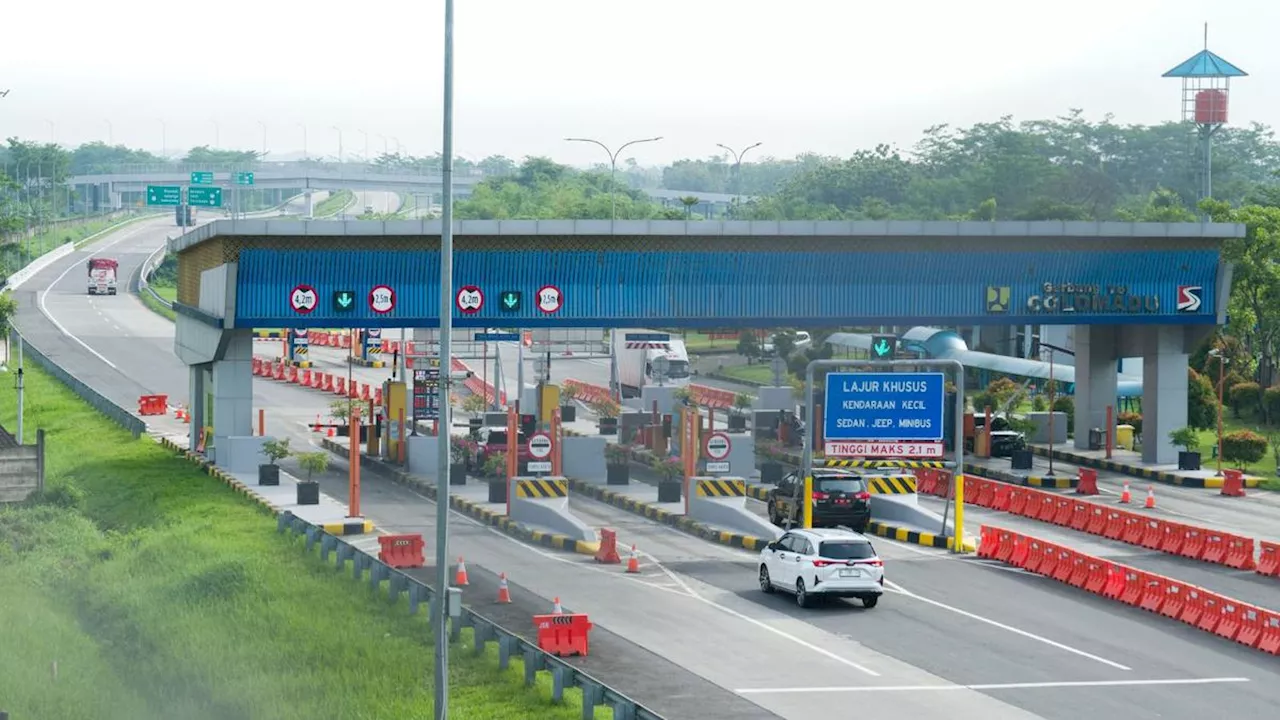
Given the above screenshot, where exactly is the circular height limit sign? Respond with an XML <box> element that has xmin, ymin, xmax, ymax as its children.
<box><xmin>527</xmin><ymin>432</ymin><xmax>553</xmax><ymax>459</ymax></box>
<box><xmin>536</xmin><ymin>285</ymin><xmax>563</xmax><ymax>314</ymax></box>
<box><xmin>704</xmin><ymin>432</ymin><xmax>732</xmax><ymax>460</ymax></box>
<box><xmin>290</xmin><ymin>284</ymin><xmax>318</xmax><ymax>314</ymax></box>
<box><xmin>368</xmin><ymin>285</ymin><xmax>396</xmax><ymax>314</ymax></box>
<box><xmin>456</xmin><ymin>286</ymin><xmax>484</xmax><ymax>314</ymax></box>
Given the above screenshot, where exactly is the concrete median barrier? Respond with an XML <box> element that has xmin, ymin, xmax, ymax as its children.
<box><xmin>870</xmin><ymin>491</ymin><xmax>957</xmax><ymax>537</ymax></box>
<box><xmin>510</xmin><ymin>477</ymin><xmax>598</xmax><ymax>544</ymax></box>
<box><xmin>688</xmin><ymin>476</ymin><xmax>782</xmax><ymax>540</ymax></box>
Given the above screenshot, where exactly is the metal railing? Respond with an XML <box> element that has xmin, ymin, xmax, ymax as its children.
<box><xmin>275</xmin><ymin>512</ymin><xmax>663</xmax><ymax>720</ymax></box>
<box><xmin>70</xmin><ymin>160</ymin><xmax>496</xmax><ymax>180</ymax></box>
<box><xmin>9</xmin><ymin>330</ymin><xmax>146</xmax><ymax>439</ymax></box>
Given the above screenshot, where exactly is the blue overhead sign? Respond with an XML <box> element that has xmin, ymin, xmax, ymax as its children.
<box><xmin>475</xmin><ymin>332</ymin><xmax>519</xmax><ymax>342</ymax></box>
<box><xmin>824</xmin><ymin>372</ymin><xmax>945</xmax><ymax>442</ymax></box>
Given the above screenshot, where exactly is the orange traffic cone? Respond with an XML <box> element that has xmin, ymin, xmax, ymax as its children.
<box><xmin>496</xmin><ymin>573</ymin><xmax>511</xmax><ymax>603</ymax></box>
<box><xmin>1144</xmin><ymin>486</ymin><xmax>1156</xmax><ymax>509</ymax></box>
<box><xmin>552</xmin><ymin>596</ymin><xmax>563</xmax><ymax>614</ymax></box>
<box><xmin>626</xmin><ymin>544</ymin><xmax>640</xmax><ymax>574</ymax></box>
<box><xmin>1119</xmin><ymin>481</ymin><xmax>1131</xmax><ymax>504</ymax></box>
<box><xmin>312</xmin><ymin>414</ymin><xmax>321</xmax><ymax>432</ymax></box>
<box><xmin>326</xmin><ymin>427</ymin><xmax>335</xmax><ymax>437</ymax></box>
<box><xmin>455</xmin><ymin>556</ymin><xmax>469</xmax><ymax>586</ymax></box>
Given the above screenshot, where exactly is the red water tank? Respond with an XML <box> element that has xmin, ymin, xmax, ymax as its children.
<box><xmin>1195</xmin><ymin>89</ymin><xmax>1229</xmax><ymax>124</ymax></box>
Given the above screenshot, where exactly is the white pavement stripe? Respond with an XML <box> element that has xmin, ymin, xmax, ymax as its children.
<box><xmin>734</xmin><ymin>677</ymin><xmax>1251</xmax><ymax>694</ymax></box>
<box><xmin>885</xmin><ymin>580</ymin><xmax>1132</xmax><ymax>671</ymax></box>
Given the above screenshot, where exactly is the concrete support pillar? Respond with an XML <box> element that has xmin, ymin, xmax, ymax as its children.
<box><xmin>189</xmin><ymin>364</ymin><xmax>207</xmax><ymax>450</ymax></box>
<box><xmin>1141</xmin><ymin>326</ymin><xmax>1189</xmax><ymax>465</ymax></box>
<box><xmin>304</xmin><ymin>191</ymin><xmax>314</xmax><ymax>217</ymax></box>
<box><xmin>211</xmin><ymin>331</ymin><xmax>255</xmax><ymax>449</ymax></box>
<box><xmin>1073</xmin><ymin>326</ymin><xmax>1118</xmax><ymax>452</ymax></box>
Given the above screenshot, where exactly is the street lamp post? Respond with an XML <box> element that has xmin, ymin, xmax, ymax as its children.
<box><xmin>104</xmin><ymin>120</ymin><xmax>113</xmax><ymax>145</ymax></box>
<box><xmin>332</xmin><ymin>127</ymin><xmax>344</xmax><ymax>163</ymax></box>
<box><xmin>358</xmin><ymin>129</ymin><xmax>369</xmax><ymax>161</ymax></box>
<box><xmin>158</xmin><ymin>119</ymin><xmax>167</xmax><ymax>159</ymax></box>
<box><xmin>1208</xmin><ymin>348</ymin><xmax>1227</xmax><ymax>475</ymax></box>
<box><xmin>298</xmin><ymin>123</ymin><xmax>308</xmax><ymax>161</ymax></box>
<box><xmin>258</xmin><ymin>121</ymin><xmax>268</xmax><ymax>158</ymax></box>
<box><xmin>563</xmin><ymin>136</ymin><xmax>663</xmax><ymax>223</ymax></box>
<box><xmin>211</xmin><ymin>119</ymin><xmax>220</xmax><ymax>148</ymax></box>
<box><xmin>715</xmin><ymin>141</ymin><xmax>762</xmax><ymax>206</ymax></box>
<box><xmin>44</xmin><ymin>119</ymin><xmax>55</xmax><ymax>144</ymax></box>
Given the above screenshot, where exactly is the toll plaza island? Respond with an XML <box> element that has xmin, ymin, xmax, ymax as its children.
<box><xmin>165</xmin><ymin>218</ymin><xmax>1241</xmax><ymax>475</ymax></box>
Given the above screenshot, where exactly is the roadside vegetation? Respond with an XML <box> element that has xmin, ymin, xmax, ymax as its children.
<box><xmin>0</xmin><ymin>363</ymin><xmax>602</xmax><ymax>720</ymax></box>
<box><xmin>314</xmin><ymin>189</ymin><xmax>354</xmax><ymax>217</ymax></box>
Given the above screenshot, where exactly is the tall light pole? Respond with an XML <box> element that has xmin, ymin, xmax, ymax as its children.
<box><xmin>158</xmin><ymin>119</ymin><xmax>167</xmax><ymax>159</ymax></box>
<box><xmin>433</xmin><ymin>2</ymin><xmax>456</xmax><ymax>718</ymax></box>
<box><xmin>378</xmin><ymin>134</ymin><xmax>388</xmax><ymax>155</ymax></box>
<box><xmin>332</xmin><ymin>126</ymin><xmax>344</xmax><ymax>163</ymax></box>
<box><xmin>104</xmin><ymin>120</ymin><xmax>114</xmax><ymax>145</ymax></box>
<box><xmin>564</xmin><ymin>136</ymin><xmax>663</xmax><ymax>222</ymax></box>
<box><xmin>258</xmin><ymin>121</ymin><xmax>268</xmax><ymax>158</ymax></box>
<box><xmin>1208</xmin><ymin>347</ymin><xmax>1227</xmax><ymax>475</ymax></box>
<box><xmin>44</xmin><ymin>119</ymin><xmax>55</xmax><ymax>144</ymax></box>
<box><xmin>715</xmin><ymin>141</ymin><xmax>761</xmax><ymax>206</ymax></box>
<box><xmin>358</xmin><ymin>129</ymin><xmax>369</xmax><ymax>161</ymax></box>
<box><xmin>298</xmin><ymin>123</ymin><xmax>308</xmax><ymax>161</ymax></box>
<box><xmin>211</xmin><ymin>119</ymin><xmax>221</xmax><ymax>148</ymax></box>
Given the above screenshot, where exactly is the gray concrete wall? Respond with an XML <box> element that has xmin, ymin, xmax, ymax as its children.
<box><xmin>1073</xmin><ymin>326</ymin><xmax>1118</xmax><ymax>451</ymax></box>
<box><xmin>0</xmin><ymin>445</ymin><xmax>40</xmax><ymax>503</ymax></box>
<box><xmin>1142</xmin><ymin>325</ymin><xmax>1189</xmax><ymax>464</ymax></box>
<box><xmin>406</xmin><ymin>435</ymin><xmax>440</xmax><ymax>477</ymax></box>
<box><xmin>870</xmin><ymin>494</ymin><xmax>955</xmax><ymax>536</ymax></box>
<box><xmin>510</xmin><ymin>477</ymin><xmax>597</xmax><ymax>542</ymax></box>
<box><xmin>686</xmin><ymin>477</ymin><xmax>783</xmax><ymax>539</ymax></box>
<box><xmin>639</xmin><ymin>386</ymin><xmax>678</xmax><ymax>416</ymax></box>
<box><xmin>755</xmin><ymin>387</ymin><xmax>793</xmax><ymax>411</ymax></box>
<box><xmin>215</xmin><ymin>436</ymin><xmax>271</xmax><ymax>474</ymax></box>
<box><xmin>1025</xmin><ymin>412</ymin><xmax>1068</xmax><ymax>444</ymax></box>
<box><xmin>211</xmin><ymin>331</ymin><xmax>255</xmax><ymax>448</ymax></box>
<box><xmin>724</xmin><ymin>433</ymin><xmax>755</xmax><ymax>477</ymax></box>
<box><xmin>563</xmin><ymin>436</ymin><xmax>606</xmax><ymax>481</ymax></box>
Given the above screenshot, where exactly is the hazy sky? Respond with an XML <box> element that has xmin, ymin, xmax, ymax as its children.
<box><xmin>2</xmin><ymin>1</ymin><xmax>1276</xmax><ymax>165</ymax></box>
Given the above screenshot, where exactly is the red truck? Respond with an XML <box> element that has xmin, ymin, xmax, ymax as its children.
<box><xmin>87</xmin><ymin>257</ymin><xmax>119</xmax><ymax>295</ymax></box>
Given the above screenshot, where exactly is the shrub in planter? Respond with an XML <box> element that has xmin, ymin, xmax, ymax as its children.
<box><xmin>294</xmin><ymin>451</ymin><xmax>329</xmax><ymax>505</ymax></box>
<box><xmin>1168</xmin><ymin>427</ymin><xmax>1202</xmax><ymax>471</ymax></box>
<box><xmin>729</xmin><ymin>392</ymin><xmax>752</xmax><ymax>431</ymax></box>
<box><xmin>1117</xmin><ymin>411</ymin><xmax>1143</xmax><ymax>436</ymax></box>
<box><xmin>593</xmin><ymin>397</ymin><xmax>621</xmax><ymax>435</ymax></box>
<box><xmin>258</xmin><ymin>437</ymin><xmax>290</xmax><ymax>486</ymax></box>
<box><xmin>756</xmin><ymin>440</ymin><xmax>787</xmax><ymax>484</ymax></box>
<box><xmin>449</xmin><ymin>435</ymin><xmax>478</xmax><ymax>485</ymax></box>
<box><xmin>1222</xmin><ymin>430</ymin><xmax>1267</xmax><ymax>469</ymax></box>
<box><xmin>652</xmin><ymin>455</ymin><xmax>683</xmax><ymax>502</ymax></box>
<box><xmin>559</xmin><ymin>383</ymin><xmax>580</xmax><ymax>423</ymax></box>
<box><xmin>604</xmin><ymin>443</ymin><xmax>631</xmax><ymax>485</ymax></box>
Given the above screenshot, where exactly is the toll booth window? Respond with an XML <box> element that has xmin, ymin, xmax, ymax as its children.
<box><xmin>819</xmin><ymin>541</ymin><xmax>875</xmax><ymax>560</ymax></box>
<box><xmin>815</xmin><ymin>478</ymin><xmax>866</xmax><ymax>494</ymax></box>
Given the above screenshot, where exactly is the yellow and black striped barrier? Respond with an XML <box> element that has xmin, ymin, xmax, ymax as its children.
<box><xmin>322</xmin><ymin>519</ymin><xmax>375</xmax><ymax>535</ymax></box>
<box><xmin>867</xmin><ymin>521</ymin><xmax>975</xmax><ymax>552</ymax></box>
<box><xmin>695</xmin><ymin>478</ymin><xmax>746</xmax><ymax>497</ymax></box>
<box><xmin>866</xmin><ymin>475</ymin><xmax>917</xmax><ymax>494</ymax></box>
<box><xmin>515</xmin><ymin>478</ymin><xmax>569</xmax><ymax>499</ymax></box>
<box><xmin>252</xmin><ymin>329</ymin><xmax>285</xmax><ymax>339</ymax></box>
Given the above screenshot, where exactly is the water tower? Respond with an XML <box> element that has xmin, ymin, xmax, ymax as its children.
<box><xmin>1162</xmin><ymin>26</ymin><xmax>1247</xmax><ymax>209</ymax></box>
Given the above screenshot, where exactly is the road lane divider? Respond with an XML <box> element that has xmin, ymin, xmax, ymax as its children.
<box><xmin>978</xmin><ymin>525</ymin><xmax>1280</xmax><ymax>656</ymax></box>
<box><xmin>1028</xmin><ymin>445</ymin><xmax>1261</xmax><ymax>490</ymax></box>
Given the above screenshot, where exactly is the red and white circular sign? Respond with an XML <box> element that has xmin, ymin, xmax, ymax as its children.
<box><xmin>289</xmin><ymin>284</ymin><xmax>318</xmax><ymax>314</ymax></box>
<box><xmin>368</xmin><ymin>285</ymin><xmax>396</xmax><ymax>314</ymax></box>
<box><xmin>456</xmin><ymin>286</ymin><xmax>484</xmax><ymax>314</ymax></box>
<box><xmin>704</xmin><ymin>432</ymin><xmax>732</xmax><ymax>460</ymax></box>
<box><xmin>527</xmin><ymin>432</ymin><xmax>553</xmax><ymax>459</ymax></box>
<box><xmin>536</xmin><ymin>285</ymin><xmax>563</xmax><ymax>314</ymax></box>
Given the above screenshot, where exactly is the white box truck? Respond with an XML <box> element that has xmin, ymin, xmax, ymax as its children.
<box><xmin>611</xmin><ymin>329</ymin><xmax>691</xmax><ymax>398</ymax></box>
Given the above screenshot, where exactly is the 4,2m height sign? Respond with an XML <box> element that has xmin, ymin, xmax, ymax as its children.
<box><xmin>823</xmin><ymin>372</ymin><xmax>945</xmax><ymax>458</ymax></box>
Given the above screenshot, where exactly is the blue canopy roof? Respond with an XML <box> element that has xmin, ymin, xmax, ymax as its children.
<box><xmin>1163</xmin><ymin>50</ymin><xmax>1248</xmax><ymax>78</ymax></box>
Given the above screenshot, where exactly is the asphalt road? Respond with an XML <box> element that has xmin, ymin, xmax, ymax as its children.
<box><xmin>340</xmin><ymin>189</ymin><xmax>401</xmax><ymax>219</ymax></box>
<box><xmin>18</xmin><ymin>220</ymin><xmax>1280</xmax><ymax>719</ymax></box>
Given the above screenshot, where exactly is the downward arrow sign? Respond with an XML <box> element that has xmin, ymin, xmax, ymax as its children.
<box><xmin>874</xmin><ymin>339</ymin><xmax>889</xmax><ymax>356</ymax></box>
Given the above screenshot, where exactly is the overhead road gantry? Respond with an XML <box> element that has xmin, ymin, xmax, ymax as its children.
<box><xmin>165</xmin><ymin>218</ymin><xmax>1241</xmax><ymax>469</ymax></box>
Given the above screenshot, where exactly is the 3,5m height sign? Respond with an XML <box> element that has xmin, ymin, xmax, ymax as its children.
<box><xmin>823</xmin><ymin>372</ymin><xmax>946</xmax><ymax>458</ymax></box>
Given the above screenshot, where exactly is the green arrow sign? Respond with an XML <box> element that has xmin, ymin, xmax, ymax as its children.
<box><xmin>146</xmin><ymin>185</ymin><xmax>182</xmax><ymax>206</ymax></box>
<box><xmin>499</xmin><ymin>290</ymin><xmax>522</xmax><ymax>312</ymax></box>
<box><xmin>333</xmin><ymin>290</ymin><xmax>356</xmax><ymax>312</ymax></box>
<box><xmin>191</xmin><ymin>171</ymin><xmax>213</xmax><ymax>185</ymax></box>
<box><xmin>187</xmin><ymin>186</ymin><xmax>223</xmax><ymax>207</ymax></box>
<box><xmin>234</xmin><ymin>171</ymin><xmax>255</xmax><ymax>186</ymax></box>
<box><xmin>871</xmin><ymin>334</ymin><xmax>896</xmax><ymax>359</ymax></box>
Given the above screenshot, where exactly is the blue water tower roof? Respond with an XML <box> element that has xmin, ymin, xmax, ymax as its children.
<box><xmin>1163</xmin><ymin>49</ymin><xmax>1248</xmax><ymax>78</ymax></box>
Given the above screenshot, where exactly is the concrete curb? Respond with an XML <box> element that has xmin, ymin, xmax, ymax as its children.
<box><xmin>567</xmin><ymin>477</ymin><xmax>770</xmax><ymax>552</ymax></box>
<box><xmin>318</xmin><ymin>437</ymin><xmax>599</xmax><ymax>555</ymax></box>
<box><xmin>350</xmin><ymin>357</ymin><xmax>385</xmax><ymax>368</ymax></box>
<box><xmin>866</xmin><ymin>520</ymin><xmax>976</xmax><ymax>552</ymax></box>
<box><xmin>1028</xmin><ymin>446</ymin><xmax>1261</xmax><ymax>490</ymax></box>
<box><xmin>159</xmin><ymin>437</ymin><xmax>374</xmax><ymax>535</ymax></box>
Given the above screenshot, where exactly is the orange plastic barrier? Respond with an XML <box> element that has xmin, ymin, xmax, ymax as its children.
<box><xmin>689</xmin><ymin>384</ymin><xmax>735</xmax><ymax>409</ymax></box>
<box><xmin>1008</xmin><ymin>486</ymin><xmax>1029</xmax><ymax>516</ymax></box>
<box><xmin>1140</xmin><ymin>519</ymin><xmax>1163</xmax><ymax>550</ymax></box>
<box><xmin>978</xmin><ymin>526</ymin><xmax>999</xmax><ymax>558</ymax></box>
<box><xmin>1121</xmin><ymin>514</ymin><xmax>1144</xmax><ymax>545</ymax></box>
<box><xmin>252</xmin><ymin>358</ymin><xmax>262</xmax><ymax>374</ymax></box>
<box><xmin>1181</xmin><ymin>526</ymin><xmax>1205</xmax><ymax>559</ymax></box>
<box><xmin>1258</xmin><ymin>613</ymin><xmax>1280</xmax><ymax>654</ymax></box>
<box><xmin>1066</xmin><ymin>552</ymin><xmax>1090</xmax><ymax>588</ymax></box>
<box><xmin>534</xmin><ymin>613</ymin><xmax>593</xmax><ymax>657</ymax></box>
<box><xmin>1051</xmin><ymin>496</ymin><xmax>1074</xmax><ymax>526</ymax></box>
<box><xmin>1083</xmin><ymin>557</ymin><xmax>1108</xmax><ymax>594</ymax></box>
<box><xmin>1159</xmin><ymin>579</ymin><xmax>1190</xmax><ymax>619</ymax></box>
<box><xmin>595</xmin><ymin>528</ymin><xmax>622</xmax><ymax>564</ymax></box>
<box><xmin>1215</xmin><ymin>601</ymin><xmax>1242</xmax><ymax>641</ymax></box>
<box><xmin>1068</xmin><ymin>500</ymin><xmax>1090</xmax><ymax>532</ymax></box>
<box><xmin>1119</xmin><ymin>568</ymin><xmax>1145</xmax><ymax>606</ymax></box>
<box><xmin>916</xmin><ymin>471</ymin><xmax>937</xmax><ymax>496</ymax></box>
<box><xmin>1159</xmin><ymin>522</ymin><xmax>1185</xmax><ymax>555</ymax></box>
<box><xmin>377</xmin><ymin>534</ymin><xmax>426</xmax><ymax>568</ymax></box>
<box><xmin>1022</xmin><ymin>539</ymin><xmax>1047</xmax><ymax>574</ymax></box>
<box><xmin>1138</xmin><ymin>573</ymin><xmax>1165</xmax><ymax>612</ymax></box>
<box><xmin>975</xmin><ymin>480</ymin><xmax>996</xmax><ymax>509</ymax></box>
<box><xmin>1236</xmin><ymin>606</ymin><xmax>1263</xmax><ymax>648</ymax></box>
<box><xmin>1075</xmin><ymin>467</ymin><xmax>1099</xmax><ymax>495</ymax></box>
<box><xmin>1102</xmin><ymin>508</ymin><xmax>1125</xmax><ymax>540</ymax></box>
<box><xmin>1084</xmin><ymin>504</ymin><xmax>1107</xmax><ymax>535</ymax></box>
<box><xmin>1201</xmin><ymin>533</ymin><xmax>1226</xmax><ymax>564</ymax></box>
<box><xmin>1102</xmin><ymin>564</ymin><xmax>1125</xmax><ymax>599</ymax></box>
<box><xmin>138</xmin><ymin>394</ymin><xmax>168</xmax><ymax>416</ymax></box>
<box><xmin>1221</xmin><ymin>469</ymin><xmax>1246</xmax><ymax>497</ymax></box>
<box><xmin>1182</xmin><ymin>587</ymin><xmax>1207</xmax><ymax>626</ymax></box>
<box><xmin>1257</xmin><ymin>541</ymin><xmax>1280</xmax><ymax>577</ymax></box>
<box><xmin>564</xmin><ymin>379</ymin><xmax>612</xmax><ymax>405</ymax></box>
<box><xmin>992</xmin><ymin>483</ymin><xmax>1011</xmax><ymax>511</ymax></box>
<box><xmin>1224</xmin><ymin>535</ymin><xmax>1256</xmax><ymax>571</ymax></box>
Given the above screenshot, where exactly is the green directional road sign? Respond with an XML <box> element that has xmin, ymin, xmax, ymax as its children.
<box><xmin>191</xmin><ymin>171</ymin><xmax>214</xmax><ymax>185</ymax></box>
<box><xmin>499</xmin><ymin>290</ymin><xmax>522</xmax><ymax>312</ymax></box>
<box><xmin>146</xmin><ymin>185</ymin><xmax>182</xmax><ymax>206</ymax></box>
<box><xmin>234</xmin><ymin>171</ymin><xmax>255</xmax><ymax>186</ymax></box>
<box><xmin>187</xmin><ymin>186</ymin><xmax>223</xmax><ymax>207</ymax></box>
<box><xmin>871</xmin><ymin>334</ymin><xmax>897</xmax><ymax>359</ymax></box>
<box><xmin>333</xmin><ymin>290</ymin><xmax>356</xmax><ymax>312</ymax></box>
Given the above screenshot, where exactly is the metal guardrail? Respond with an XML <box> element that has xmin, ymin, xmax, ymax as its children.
<box><xmin>9</xmin><ymin>330</ymin><xmax>146</xmax><ymax>439</ymax></box>
<box><xmin>70</xmin><ymin>160</ymin><xmax>496</xmax><ymax>180</ymax></box>
<box><xmin>275</xmin><ymin>511</ymin><xmax>663</xmax><ymax>720</ymax></box>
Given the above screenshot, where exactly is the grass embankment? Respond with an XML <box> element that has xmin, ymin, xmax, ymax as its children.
<box><xmin>720</xmin><ymin>363</ymin><xmax>774</xmax><ymax>384</ymax></box>
<box><xmin>314</xmin><ymin>189</ymin><xmax>354</xmax><ymax>217</ymax></box>
<box><xmin>677</xmin><ymin>331</ymin><xmax>741</xmax><ymax>353</ymax></box>
<box><xmin>0</xmin><ymin>214</ymin><xmax>138</xmax><ymax>278</ymax></box>
<box><xmin>0</xmin><ymin>363</ymin><xmax>602</xmax><ymax>720</ymax></box>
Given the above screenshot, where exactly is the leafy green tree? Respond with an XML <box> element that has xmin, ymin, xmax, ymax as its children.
<box><xmin>1204</xmin><ymin>200</ymin><xmax>1280</xmax><ymax>387</ymax></box>
<box><xmin>70</xmin><ymin>142</ymin><xmax>162</xmax><ymax>173</ymax></box>
<box><xmin>183</xmin><ymin>146</ymin><xmax>260</xmax><ymax>164</ymax></box>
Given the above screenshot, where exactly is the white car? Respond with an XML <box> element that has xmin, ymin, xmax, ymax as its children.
<box><xmin>758</xmin><ymin>528</ymin><xmax>884</xmax><ymax>608</ymax></box>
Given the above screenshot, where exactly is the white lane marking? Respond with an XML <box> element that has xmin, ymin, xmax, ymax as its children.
<box><xmin>735</xmin><ymin>677</ymin><xmax>1251</xmax><ymax>694</ymax></box>
<box><xmin>885</xmin><ymin>579</ymin><xmax>1131</xmax><ymax>671</ymax></box>
<box><xmin>37</xmin><ymin>222</ymin><xmax>151</xmax><ymax>371</ymax></box>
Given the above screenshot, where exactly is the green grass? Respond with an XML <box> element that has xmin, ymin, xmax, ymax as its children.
<box><xmin>139</xmin><ymin>286</ymin><xmax>176</xmax><ymax>321</ymax></box>
<box><xmin>1188</xmin><ymin>413</ymin><xmax>1280</xmax><ymax>479</ymax></box>
<box><xmin>719</xmin><ymin>363</ymin><xmax>776</xmax><ymax>384</ymax></box>
<box><xmin>0</xmin><ymin>363</ymin><xmax>606</xmax><ymax>720</ymax></box>
<box><xmin>315</xmin><ymin>190</ymin><xmax>354</xmax><ymax>218</ymax></box>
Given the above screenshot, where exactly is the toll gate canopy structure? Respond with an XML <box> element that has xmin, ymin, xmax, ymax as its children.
<box><xmin>168</xmin><ymin>218</ymin><xmax>1242</xmax><ymax>468</ymax></box>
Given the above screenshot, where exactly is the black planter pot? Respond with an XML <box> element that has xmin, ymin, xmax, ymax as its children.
<box><xmin>1178</xmin><ymin>451</ymin><xmax>1202</xmax><ymax>471</ymax></box>
<box><xmin>488</xmin><ymin>477</ymin><xmax>508</xmax><ymax>503</ymax></box>
<box><xmin>335</xmin><ymin>425</ymin><xmax>371</xmax><ymax>442</ymax></box>
<box><xmin>599</xmin><ymin>417</ymin><xmax>618</xmax><ymax>436</ymax></box>
<box><xmin>296</xmin><ymin>481</ymin><xmax>320</xmax><ymax>505</ymax></box>
<box><xmin>258</xmin><ymin>464</ymin><xmax>280</xmax><ymax>486</ymax></box>
<box><xmin>759</xmin><ymin>461</ymin><xmax>784</xmax><ymax>484</ymax></box>
<box><xmin>450</xmin><ymin>462</ymin><xmax>467</xmax><ymax>486</ymax></box>
<box><xmin>657</xmin><ymin>479</ymin><xmax>682</xmax><ymax>503</ymax></box>
<box><xmin>560</xmin><ymin>404</ymin><xmax>577</xmax><ymax>423</ymax></box>
<box><xmin>728</xmin><ymin>413</ymin><xmax>747</xmax><ymax>432</ymax></box>
<box><xmin>606</xmin><ymin>463</ymin><xmax>629</xmax><ymax>485</ymax></box>
<box><xmin>1010</xmin><ymin>449</ymin><xmax>1034</xmax><ymax>470</ymax></box>
<box><xmin>468</xmin><ymin>417</ymin><xmax>483</xmax><ymax>439</ymax></box>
